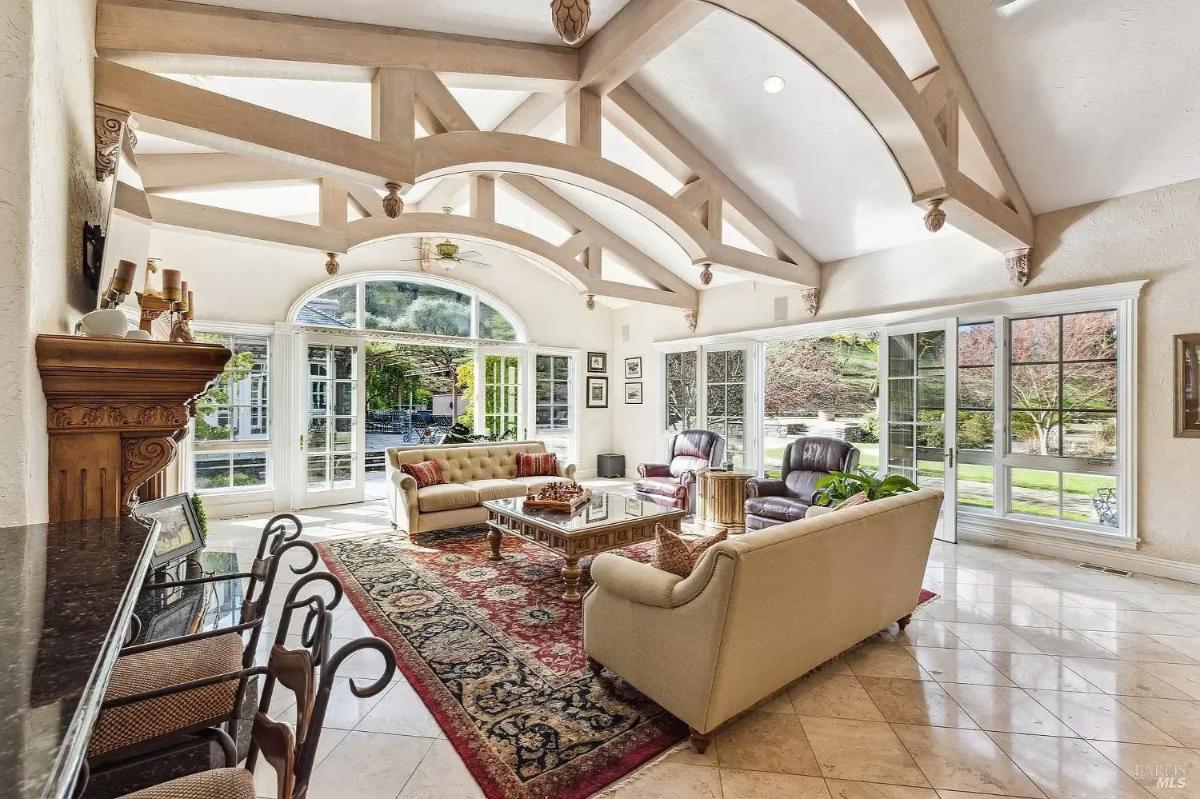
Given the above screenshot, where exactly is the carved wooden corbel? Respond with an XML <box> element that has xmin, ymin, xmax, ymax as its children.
<box><xmin>122</xmin><ymin>436</ymin><xmax>178</xmax><ymax>513</ymax></box>
<box><xmin>684</xmin><ymin>308</ymin><xmax>698</xmax><ymax>333</ymax></box>
<box><xmin>1005</xmin><ymin>248</ymin><xmax>1032</xmax><ymax>287</ymax></box>
<box><xmin>95</xmin><ymin>103</ymin><xmax>131</xmax><ymax>180</ymax></box>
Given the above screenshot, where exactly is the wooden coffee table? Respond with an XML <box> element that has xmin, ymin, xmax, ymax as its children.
<box><xmin>484</xmin><ymin>491</ymin><xmax>685</xmax><ymax>602</ymax></box>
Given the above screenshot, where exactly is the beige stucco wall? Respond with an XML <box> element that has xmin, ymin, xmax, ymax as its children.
<box><xmin>612</xmin><ymin>178</ymin><xmax>1200</xmax><ymax>565</ymax></box>
<box><xmin>0</xmin><ymin>0</ymin><xmax>102</xmax><ymax>525</ymax></box>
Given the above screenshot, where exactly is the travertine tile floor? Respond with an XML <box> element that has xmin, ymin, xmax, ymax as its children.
<box><xmin>205</xmin><ymin>487</ymin><xmax>1200</xmax><ymax>799</ymax></box>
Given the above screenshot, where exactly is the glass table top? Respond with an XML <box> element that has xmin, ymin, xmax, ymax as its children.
<box><xmin>484</xmin><ymin>491</ymin><xmax>683</xmax><ymax>533</ymax></box>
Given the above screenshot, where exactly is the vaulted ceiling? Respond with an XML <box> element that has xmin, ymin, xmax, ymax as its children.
<box><xmin>103</xmin><ymin>0</ymin><xmax>1199</xmax><ymax>311</ymax></box>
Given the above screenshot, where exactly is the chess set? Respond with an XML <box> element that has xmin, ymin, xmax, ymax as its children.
<box><xmin>523</xmin><ymin>481</ymin><xmax>591</xmax><ymax>512</ymax></box>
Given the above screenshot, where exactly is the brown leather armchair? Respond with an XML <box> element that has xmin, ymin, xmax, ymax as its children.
<box><xmin>634</xmin><ymin>430</ymin><xmax>724</xmax><ymax>512</ymax></box>
<box><xmin>744</xmin><ymin>436</ymin><xmax>860</xmax><ymax>530</ymax></box>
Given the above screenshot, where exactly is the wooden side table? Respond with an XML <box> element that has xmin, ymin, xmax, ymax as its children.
<box><xmin>697</xmin><ymin>470</ymin><xmax>756</xmax><ymax>534</ymax></box>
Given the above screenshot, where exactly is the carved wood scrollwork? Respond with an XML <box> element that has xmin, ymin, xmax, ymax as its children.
<box><xmin>95</xmin><ymin>104</ymin><xmax>131</xmax><ymax>181</ymax></box>
<box><xmin>49</xmin><ymin>403</ymin><xmax>190</xmax><ymax>430</ymax></box>
<box><xmin>122</xmin><ymin>436</ymin><xmax>177</xmax><ymax>514</ymax></box>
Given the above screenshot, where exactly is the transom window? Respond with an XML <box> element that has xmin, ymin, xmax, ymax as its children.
<box><xmin>295</xmin><ymin>274</ymin><xmax>524</xmax><ymax>342</ymax></box>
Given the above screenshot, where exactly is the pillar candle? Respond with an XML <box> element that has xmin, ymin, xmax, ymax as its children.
<box><xmin>112</xmin><ymin>260</ymin><xmax>137</xmax><ymax>294</ymax></box>
<box><xmin>161</xmin><ymin>269</ymin><xmax>182</xmax><ymax>302</ymax></box>
<box><xmin>185</xmin><ymin>290</ymin><xmax>195</xmax><ymax>321</ymax></box>
<box><xmin>178</xmin><ymin>281</ymin><xmax>190</xmax><ymax>313</ymax></box>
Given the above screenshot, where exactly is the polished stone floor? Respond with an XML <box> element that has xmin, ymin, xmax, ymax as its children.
<box><xmin>205</xmin><ymin>489</ymin><xmax>1200</xmax><ymax>799</ymax></box>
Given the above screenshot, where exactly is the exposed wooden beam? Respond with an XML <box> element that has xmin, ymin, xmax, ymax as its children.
<box><xmin>566</xmin><ymin>89</ymin><xmax>603</xmax><ymax>154</ymax></box>
<box><xmin>607</xmin><ymin>83</ymin><xmax>819</xmax><ymax>272</ymax></box>
<box><xmin>560</xmin><ymin>231</ymin><xmax>591</xmax><ymax>259</ymax></box>
<box><xmin>319</xmin><ymin>179</ymin><xmax>348</xmax><ymax>237</ymax></box>
<box><xmin>372</xmin><ymin>68</ymin><xmax>416</xmax><ymax>160</ymax></box>
<box><xmin>148</xmin><ymin>194</ymin><xmax>339</xmax><ymax>251</ymax></box>
<box><xmin>415</xmin><ymin>72</ymin><xmax>478</xmax><ymax>135</ymax></box>
<box><xmin>504</xmin><ymin>174</ymin><xmax>696</xmax><ymax>301</ymax></box>
<box><xmin>139</xmin><ymin>152</ymin><xmax>312</xmax><ymax>191</ymax></box>
<box><xmin>346</xmin><ymin>185</ymin><xmax>386</xmax><ymax>218</ymax></box>
<box><xmin>902</xmin><ymin>0</ymin><xmax>1033</xmax><ymax>225</ymax></box>
<box><xmin>577</xmin><ymin>0</ymin><xmax>712</xmax><ymax>94</ymax></box>
<box><xmin>470</xmin><ymin>175</ymin><xmax>496</xmax><ymax>222</ymax></box>
<box><xmin>674</xmin><ymin>178</ymin><xmax>709</xmax><ymax>211</ymax></box>
<box><xmin>95</xmin><ymin>0</ymin><xmax>579</xmax><ymax>90</ymax></box>
<box><xmin>702</xmin><ymin>188</ymin><xmax>723</xmax><ymax>238</ymax></box>
<box><xmin>96</xmin><ymin>60</ymin><xmax>414</xmax><ymax>188</ymax></box>
<box><xmin>114</xmin><ymin>180</ymin><xmax>152</xmax><ymax>220</ymax></box>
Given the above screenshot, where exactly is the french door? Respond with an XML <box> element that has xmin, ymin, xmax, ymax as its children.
<box><xmin>880</xmin><ymin>320</ymin><xmax>959</xmax><ymax>543</ymax></box>
<box><xmin>477</xmin><ymin>350</ymin><xmax>525</xmax><ymax>440</ymax></box>
<box><xmin>295</xmin><ymin>334</ymin><xmax>365</xmax><ymax>508</ymax></box>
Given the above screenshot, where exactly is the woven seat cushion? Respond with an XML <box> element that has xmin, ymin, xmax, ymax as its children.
<box><xmin>119</xmin><ymin>767</ymin><xmax>255</xmax><ymax>799</ymax></box>
<box><xmin>89</xmin><ymin>633</ymin><xmax>243</xmax><ymax>758</ymax></box>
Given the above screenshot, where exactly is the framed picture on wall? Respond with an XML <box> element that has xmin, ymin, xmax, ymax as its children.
<box><xmin>625</xmin><ymin>381</ymin><xmax>643</xmax><ymax>404</ymax></box>
<box><xmin>587</xmin><ymin>352</ymin><xmax>607</xmax><ymax>373</ymax></box>
<box><xmin>586</xmin><ymin>376</ymin><xmax>609</xmax><ymax>408</ymax></box>
<box><xmin>624</xmin><ymin>357</ymin><xmax>642</xmax><ymax>379</ymax></box>
<box><xmin>1176</xmin><ymin>333</ymin><xmax>1200</xmax><ymax>437</ymax></box>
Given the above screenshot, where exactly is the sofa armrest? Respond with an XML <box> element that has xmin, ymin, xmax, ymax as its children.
<box><xmin>745</xmin><ymin>477</ymin><xmax>788</xmax><ymax>498</ymax></box>
<box><xmin>387</xmin><ymin>469</ymin><xmax>419</xmax><ymax>530</ymax></box>
<box><xmin>638</xmin><ymin>462</ymin><xmax>671</xmax><ymax>478</ymax></box>
<box><xmin>556</xmin><ymin>461</ymin><xmax>577</xmax><ymax>481</ymax></box>
<box><xmin>590</xmin><ymin>554</ymin><xmax>681</xmax><ymax>608</ymax></box>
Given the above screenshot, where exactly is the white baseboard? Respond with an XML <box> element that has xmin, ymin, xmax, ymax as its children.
<box><xmin>960</xmin><ymin>526</ymin><xmax>1200</xmax><ymax>586</ymax></box>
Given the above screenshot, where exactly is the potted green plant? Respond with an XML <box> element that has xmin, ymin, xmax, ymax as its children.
<box><xmin>814</xmin><ymin>468</ymin><xmax>918</xmax><ymax>507</ymax></box>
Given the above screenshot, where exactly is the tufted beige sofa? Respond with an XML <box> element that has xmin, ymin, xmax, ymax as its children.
<box><xmin>583</xmin><ymin>489</ymin><xmax>943</xmax><ymax>752</ymax></box>
<box><xmin>385</xmin><ymin>441</ymin><xmax>577</xmax><ymax>535</ymax></box>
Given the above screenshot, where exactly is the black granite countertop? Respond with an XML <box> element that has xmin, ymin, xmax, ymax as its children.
<box><xmin>0</xmin><ymin>516</ymin><xmax>159</xmax><ymax>799</ymax></box>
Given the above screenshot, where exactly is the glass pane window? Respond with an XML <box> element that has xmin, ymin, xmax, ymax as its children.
<box><xmin>762</xmin><ymin>334</ymin><xmax>879</xmax><ymax>479</ymax></box>
<box><xmin>193</xmin><ymin>333</ymin><xmax>271</xmax><ymax>493</ymax></box>
<box><xmin>1005</xmin><ymin>310</ymin><xmax>1121</xmax><ymax>532</ymax></box>
<box><xmin>296</xmin><ymin>284</ymin><xmax>356</xmax><ymax>328</ymax></box>
<box><xmin>887</xmin><ymin>331</ymin><xmax>945</xmax><ymax>492</ymax></box>
<box><xmin>705</xmin><ymin>349</ymin><xmax>746</xmax><ymax>468</ymax></box>
<box><xmin>306</xmin><ymin>343</ymin><xmax>358</xmax><ymax>492</ymax></box>
<box><xmin>957</xmin><ymin>322</ymin><xmax>995</xmax><ymax>512</ymax></box>
<box><xmin>483</xmin><ymin>354</ymin><xmax>521</xmax><ymax>439</ymax></box>
<box><xmin>664</xmin><ymin>351</ymin><xmax>698</xmax><ymax>435</ymax></box>
<box><xmin>364</xmin><ymin>281</ymin><xmax>470</xmax><ymax>337</ymax></box>
<box><xmin>479</xmin><ymin>302</ymin><xmax>519</xmax><ymax>341</ymax></box>
<box><xmin>1008</xmin><ymin>312</ymin><xmax>1118</xmax><ymax>460</ymax></box>
<box><xmin>194</xmin><ymin>450</ymin><xmax>268</xmax><ymax>491</ymax></box>
<box><xmin>535</xmin><ymin>354</ymin><xmax>571</xmax><ymax>432</ymax></box>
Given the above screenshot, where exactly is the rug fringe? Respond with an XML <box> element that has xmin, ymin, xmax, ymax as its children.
<box><xmin>587</xmin><ymin>740</ymin><xmax>693</xmax><ymax>798</ymax></box>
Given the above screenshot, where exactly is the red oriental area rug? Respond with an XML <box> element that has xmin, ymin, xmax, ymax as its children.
<box><xmin>318</xmin><ymin>526</ymin><xmax>680</xmax><ymax>799</ymax></box>
<box><xmin>318</xmin><ymin>525</ymin><xmax>940</xmax><ymax>799</ymax></box>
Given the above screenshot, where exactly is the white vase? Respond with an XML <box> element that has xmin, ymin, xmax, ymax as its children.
<box><xmin>79</xmin><ymin>308</ymin><xmax>130</xmax><ymax>338</ymax></box>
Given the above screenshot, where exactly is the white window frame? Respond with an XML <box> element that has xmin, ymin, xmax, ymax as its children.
<box><xmin>529</xmin><ymin>348</ymin><xmax>581</xmax><ymax>462</ymax></box>
<box><xmin>187</xmin><ymin>321</ymin><xmax>278</xmax><ymax>511</ymax></box>
<box><xmin>653</xmin><ymin>281</ymin><xmax>1144</xmax><ymax>548</ymax></box>
<box><xmin>657</xmin><ymin>342</ymin><xmax>752</xmax><ymax>468</ymax></box>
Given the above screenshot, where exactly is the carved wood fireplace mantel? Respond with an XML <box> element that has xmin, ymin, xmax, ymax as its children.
<box><xmin>36</xmin><ymin>335</ymin><xmax>230</xmax><ymax>522</ymax></box>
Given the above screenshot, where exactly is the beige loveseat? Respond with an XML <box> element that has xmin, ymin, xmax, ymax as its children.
<box><xmin>583</xmin><ymin>489</ymin><xmax>942</xmax><ymax>751</ymax></box>
<box><xmin>385</xmin><ymin>441</ymin><xmax>577</xmax><ymax>535</ymax></box>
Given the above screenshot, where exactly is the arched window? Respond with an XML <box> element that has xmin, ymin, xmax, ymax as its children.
<box><xmin>292</xmin><ymin>273</ymin><xmax>525</xmax><ymax>343</ymax></box>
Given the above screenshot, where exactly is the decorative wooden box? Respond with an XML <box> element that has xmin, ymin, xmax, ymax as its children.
<box><xmin>36</xmin><ymin>335</ymin><xmax>229</xmax><ymax>522</ymax></box>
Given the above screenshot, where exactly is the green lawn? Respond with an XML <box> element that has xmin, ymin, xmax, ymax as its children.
<box><xmin>764</xmin><ymin>441</ymin><xmax>1109</xmax><ymax>496</ymax></box>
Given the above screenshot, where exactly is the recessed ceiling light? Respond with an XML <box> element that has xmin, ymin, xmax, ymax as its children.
<box><xmin>763</xmin><ymin>75</ymin><xmax>786</xmax><ymax>94</ymax></box>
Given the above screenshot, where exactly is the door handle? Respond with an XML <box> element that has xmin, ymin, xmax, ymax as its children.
<box><xmin>299</xmin><ymin>434</ymin><xmax>305</xmax><ymax>451</ymax></box>
<box><xmin>945</xmin><ymin>447</ymin><xmax>955</xmax><ymax>468</ymax></box>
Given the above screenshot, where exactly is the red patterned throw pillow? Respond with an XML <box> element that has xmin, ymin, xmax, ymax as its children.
<box><xmin>401</xmin><ymin>460</ymin><xmax>444</xmax><ymax>488</ymax></box>
<box><xmin>650</xmin><ymin>524</ymin><xmax>728</xmax><ymax>578</ymax></box>
<box><xmin>516</xmin><ymin>452</ymin><xmax>558</xmax><ymax>477</ymax></box>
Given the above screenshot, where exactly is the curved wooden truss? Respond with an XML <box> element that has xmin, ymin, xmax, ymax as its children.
<box><xmin>97</xmin><ymin>0</ymin><xmax>1034</xmax><ymax>309</ymax></box>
